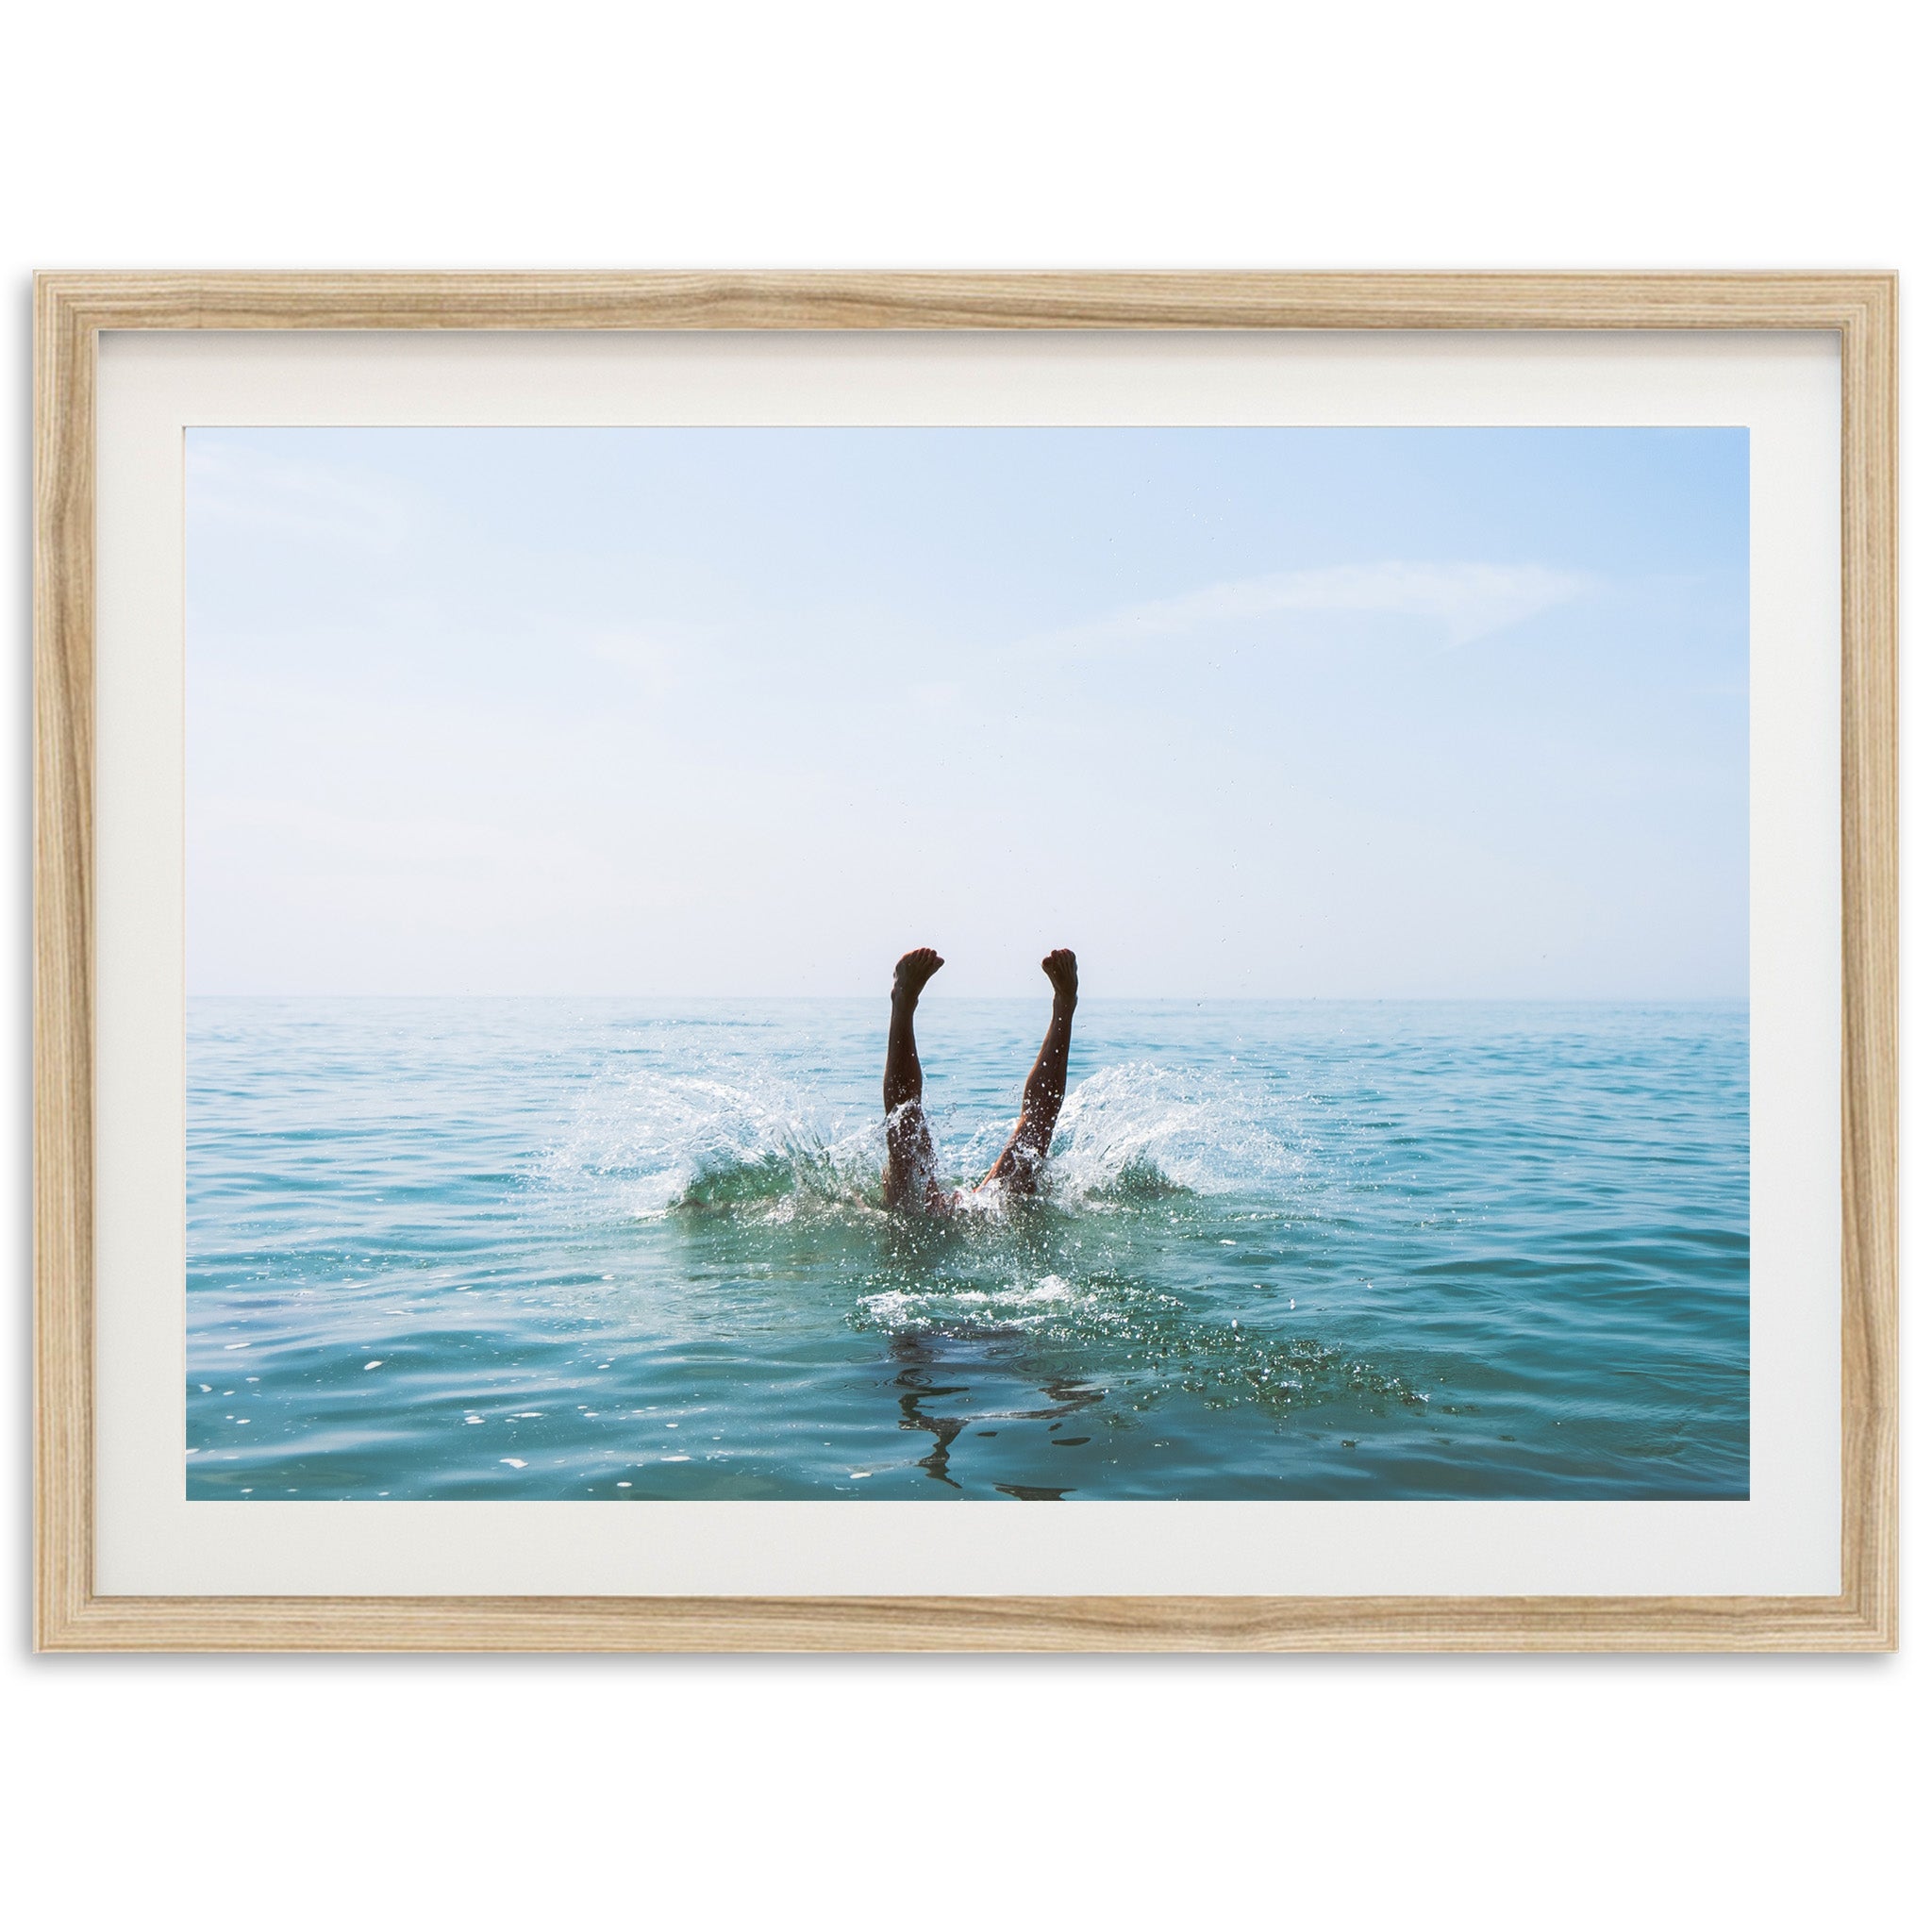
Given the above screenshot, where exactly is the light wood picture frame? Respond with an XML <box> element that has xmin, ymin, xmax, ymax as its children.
<box><xmin>33</xmin><ymin>272</ymin><xmax>1897</xmax><ymax>1651</ymax></box>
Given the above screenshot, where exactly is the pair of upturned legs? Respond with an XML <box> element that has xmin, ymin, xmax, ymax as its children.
<box><xmin>882</xmin><ymin>947</ymin><xmax>1078</xmax><ymax>1210</ymax></box>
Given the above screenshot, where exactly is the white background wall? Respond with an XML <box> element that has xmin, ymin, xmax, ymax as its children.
<box><xmin>2</xmin><ymin>4</ymin><xmax>1921</xmax><ymax>1925</ymax></box>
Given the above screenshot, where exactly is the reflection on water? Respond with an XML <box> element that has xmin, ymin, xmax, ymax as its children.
<box><xmin>891</xmin><ymin>1330</ymin><xmax>1107</xmax><ymax>1493</ymax></box>
<box><xmin>891</xmin><ymin>1334</ymin><xmax>969</xmax><ymax>1489</ymax></box>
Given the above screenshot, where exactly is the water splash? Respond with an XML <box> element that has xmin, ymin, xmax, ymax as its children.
<box><xmin>1048</xmin><ymin>1061</ymin><xmax>1305</xmax><ymax>1204</ymax></box>
<box><xmin>540</xmin><ymin>1057</ymin><xmax>1306</xmax><ymax>1224</ymax></box>
<box><xmin>536</xmin><ymin>1067</ymin><xmax>881</xmax><ymax>1221</ymax></box>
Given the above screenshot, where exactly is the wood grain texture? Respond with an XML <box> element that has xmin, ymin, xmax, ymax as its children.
<box><xmin>21</xmin><ymin>269</ymin><xmax>1904</xmax><ymax>334</ymax></box>
<box><xmin>27</xmin><ymin>1589</ymin><xmax>1902</xmax><ymax>1654</ymax></box>
<box><xmin>32</xmin><ymin>273</ymin><xmax>1899</xmax><ymax>1652</ymax></box>
<box><xmin>33</xmin><ymin>275</ymin><xmax>96</xmax><ymax>1657</ymax></box>
<box><xmin>1836</xmin><ymin>277</ymin><xmax>1900</xmax><ymax>1652</ymax></box>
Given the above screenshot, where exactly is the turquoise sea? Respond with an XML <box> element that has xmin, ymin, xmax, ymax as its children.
<box><xmin>186</xmin><ymin>998</ymin><xmax>1749</xmax><ymax>1501</ymax></box>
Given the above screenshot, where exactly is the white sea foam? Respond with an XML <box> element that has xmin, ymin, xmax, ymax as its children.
<box><xmin>858</xmin><ymin>1271</ymin><xmax>1116</xmax><ymax>1337</ymax></box>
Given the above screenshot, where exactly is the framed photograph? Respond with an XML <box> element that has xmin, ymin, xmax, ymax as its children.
<box><xmin>34</xmin><ymin>274</ymin><xmax>1896</xmax><ymax>1650</ymax></box>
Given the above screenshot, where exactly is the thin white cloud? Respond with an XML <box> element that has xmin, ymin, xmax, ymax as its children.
<box><xmin>187</xmin><ymin>441</ymin><xmax>411</xmax><ymax>551</ymax></box>
<box><xmin>1041</xmin><ymin>560</ymin><xmax>1594</xmax><ymax>652</ymax></box>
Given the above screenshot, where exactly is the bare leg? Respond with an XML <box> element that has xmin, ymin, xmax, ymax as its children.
<box><xmin>981</xmin><ymin>949</ymin><xmax>1078</xmax><ymax>1195</ymax></box>
<box><xmin>883</xmin><ymin>947</ymin><xmax>947</xmax><ymax>1211</ymax></box>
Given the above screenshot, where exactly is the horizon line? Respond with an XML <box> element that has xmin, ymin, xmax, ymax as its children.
<box><xmin>184</xmin><ymin>990</ymin><xmax>1751</xmax><ymax>1003</ymax></box>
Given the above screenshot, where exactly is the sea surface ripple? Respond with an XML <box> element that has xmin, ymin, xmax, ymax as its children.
<box><xmin>187</xmin><ymin>998</ymin><xmax>1749</xmax><ymax>1500</ymax></box>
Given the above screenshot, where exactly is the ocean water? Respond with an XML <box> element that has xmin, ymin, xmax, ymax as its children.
<box><xmin>186</xmin><ymin>998</ymin><xmax>1749</xmax><ymax>1501</ymax></box>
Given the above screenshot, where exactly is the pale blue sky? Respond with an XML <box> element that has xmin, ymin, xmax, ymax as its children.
<box><xmin>187</xmin><ymin>426</ymin><xmax>1747</xmax><ymax>997</ymax></box>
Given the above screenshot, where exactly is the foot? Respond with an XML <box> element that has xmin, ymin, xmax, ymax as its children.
<box><xmin>892</xmin><ymin>946</ymin><xmax>945</xmax><ymax>1004</ymax></box>
<box><xmin>1041</xmin><ymin>947</ymin><xmax>1078</xmax><ymax>1008</ymax></box>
